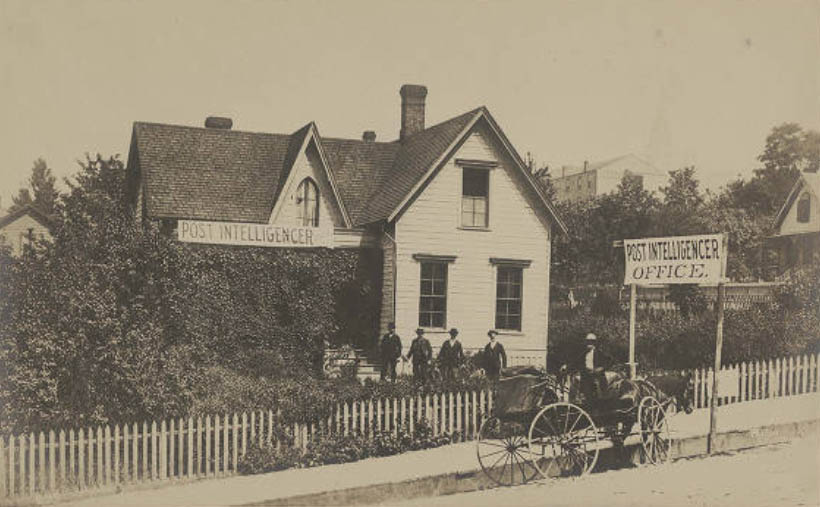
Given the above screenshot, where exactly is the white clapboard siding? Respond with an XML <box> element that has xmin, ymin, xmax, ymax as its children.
<box><xmin>394</xmin><ymin>123</ymin><xmax>551</xmax><ymax>354</ymax></box>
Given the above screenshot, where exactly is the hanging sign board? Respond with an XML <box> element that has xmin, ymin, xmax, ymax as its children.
<box><xmin>177</xmin><ymin>220</ymin><xmax>332</xmax><ymax>248</ymax></box>
<box><xmin>623</xmin><ymin>233</ymin><xmax>727</xmax><ymax>285</ymax></box>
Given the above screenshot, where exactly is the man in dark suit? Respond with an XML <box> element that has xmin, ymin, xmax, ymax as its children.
<box><xmin>438</xmin><ymin>328</ymin><xmax>464</xmax><ymax>381</ymax></box>
<box><xmin>483</xmin><ymin>330</ymin><xmax>507</xmax><ymax>381</ymax></box>
<box><xmin>379</xmin><ymin>322</ymin><xmax>402</xmax><ymax>382</ymax></box>
<box><xmin>405</xmin><ymin>328</ymin><xmax>433</xmax><ymax>382</ymax></box>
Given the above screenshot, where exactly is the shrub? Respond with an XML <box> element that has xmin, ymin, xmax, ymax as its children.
<box><xmin>236</xmin><ymin>419</ymin><xmax>458</xmax><ymax>475</ymax></box>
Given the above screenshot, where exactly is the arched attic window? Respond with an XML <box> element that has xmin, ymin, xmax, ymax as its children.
<box><xmin>796</xmin><ymin>192</ymin><xmax>810</xmax><ymax>223</ymax></box>
<box><xmin>296</xmin><ymin>178</ymin><xmax>319</xmax><ymax>227</ymax></box>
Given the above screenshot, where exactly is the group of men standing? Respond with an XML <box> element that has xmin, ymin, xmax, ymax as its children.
<box><xmin>377</xmin><ymin>323</ymin><xmax>507</xmax><ymax>382</ymax></box>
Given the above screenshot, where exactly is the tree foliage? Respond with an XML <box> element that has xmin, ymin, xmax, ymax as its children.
<box><xmin>0</xmin><ymin>155</ymin><xmax>381</xmax><ymax>433</ymax></box>
<box><xmin>8</xmin><ymin>158</ymin><xmax>59</xmax><ymax>215</ymax></box>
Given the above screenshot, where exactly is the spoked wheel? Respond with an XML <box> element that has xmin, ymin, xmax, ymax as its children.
<box><xmin>476</xmin><ymin>416</ymin><xmax>541</xmax><ymax>486</ymax></box>
<box><xmin>528</xmin><ymin>402</ymin><xmax>600</xmax><ymax>478</ymax></box>
<box><xmin>638</xmin><ymin>396</ymin><xmax>672</xmax><ymax>464</ymax></box>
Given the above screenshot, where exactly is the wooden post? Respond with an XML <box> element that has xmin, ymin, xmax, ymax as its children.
<box><xmin>629</xmin><ymin>283</ymin><xmax>637</xmax><ymax>378</ymax></box>
<box><xmin>708</xmin><ymin>281</ymin><xmax>725</xmax><ymax>454</ymax></box>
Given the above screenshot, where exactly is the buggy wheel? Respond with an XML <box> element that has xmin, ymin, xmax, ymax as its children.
<box><xmin>528</xmin><ymin>402</ymin><xmax>599</xmax><ymax>478</ymax></box>
<box><xmin>638</xmin><ymin>396</ymin><xmax>671</xmax><ymax>464</ymax></box>
<box><xmin>476</xmin><ymin>417</ymin><xmax>540</xmax><ymax>486</ymax></box>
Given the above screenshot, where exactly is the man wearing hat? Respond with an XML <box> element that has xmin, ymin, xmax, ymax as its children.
<box><xmin>405</xmin><ymin>328</ymin><xmax>433</xmax><ymax>382</ymax></box>
<box><xmin>379</xmin><ymin>322</ymin><xmax>402</xmax><ymax>382</ymax></box>
<box><xmin>483</xmin><ymin>330</ymin><xmax>507</xmax><ymax>381</ymax></box>
<box><xmin>437</xmin><ymin>328</ymin><xmax>464</xmax><ymax>381</ymax></box>
<box><xmin>579</xmin><ymin>333</ymin><xmax>608</xmax><ymax>400</ymax></box>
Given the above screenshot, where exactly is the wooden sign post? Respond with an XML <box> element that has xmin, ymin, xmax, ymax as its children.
<box><xmin>708</xmin><ymin>281</ymin><xmax>725</xmax><ymax>454</ymax></box>
<box><xmin>628</xmin><ymin>283</ymin><xmax>637</xmax><ymax>379</ymax></box>
<box><xmin>620</xmin><ymin>233</ymin><xmax>728</xmax><ymax>453</ymax></box>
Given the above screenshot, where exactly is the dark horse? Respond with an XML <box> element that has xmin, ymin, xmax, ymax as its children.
<box><xmin>640</xmin><ymin>372</ymin><xmax>695</xmax><ymax>414</ymax></box>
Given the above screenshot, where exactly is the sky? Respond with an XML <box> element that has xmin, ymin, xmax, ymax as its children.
<box><xmin>1</xmin><ymin>0</ymin><xmax>818</xmax><ymax>209</ymax></box>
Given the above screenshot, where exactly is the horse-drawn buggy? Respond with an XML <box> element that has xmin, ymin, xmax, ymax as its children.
<box><xmin>476</xmin><ymin>364</ymin><xmax>686</xmax><ymax>486</ymax></box>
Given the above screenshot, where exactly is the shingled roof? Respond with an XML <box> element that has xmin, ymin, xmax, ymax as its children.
<box><xmin>129</xmin><ymin>106</ymin><xmax>566</xmax><ymax>231</ymax></box>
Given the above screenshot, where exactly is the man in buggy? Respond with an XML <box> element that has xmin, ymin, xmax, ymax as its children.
<box><xmin>574</xmin><ymin>333</ymin><xmax>616</xmax><ymax>402</ymax></box>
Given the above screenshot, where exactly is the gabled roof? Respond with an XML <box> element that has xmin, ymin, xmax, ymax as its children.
<box><xmin>0</xmin><ymin>205</ymin><xmax>55</xmax><ymax>230</ymax></box>
<box><xmin>773</xmin><ymin>171</ymin><xmax>820</xmax><ymax>229</ymax></box>
<box><xmin>132</xmin><ymin>122</ymin><xmax>293</xmax><ymax>223</ymax></box>
<box><xmin>129</xmin><ymin>106</ymin><xmax>567</xmax><ymax>233</ymax></box>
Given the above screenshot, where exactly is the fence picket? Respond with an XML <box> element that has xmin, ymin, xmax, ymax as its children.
<box><xmin>68</xmin><ymin>429</ymin><xmax>78</xmax><ymax>488</ymax></box>
<box><xmin>122</xmin><ymin>424</ymin><xmax>130</xmax><ymax>483</ymax></box>
<box><xmin>400</xmin><ymin>398</ymin><xmax>406</xmax><ymax>433</ymax></box>
<box><xmin>471</xmin><ymin>391</ymin><xmax>478</xmax><ymax>439</ymax></box>
<box><xmin>240</xmin><ymin>413</ymin><xmax>247</xmax><ymax>458</ymax></box>
<box><xmin>204</xmin><ymin>416</ymin><xmax>211</xmax><ymax>478</ymax></box>
<box><xmin>813</xmin><ymin>354</ymin><xmax>819</xmax><ymax>392</ymax></box>
<box><xmin>392</xmin><ymin>399</ymin><xmax>398</xmax><ymax>437</ymax></box>
<box><xmin>232</xmin><ymin>415</ymin><xmax>238</xmax><ymax>473</ymax></box>
<box><xmin>408</xmin><ymin>396</ymin><xmax>415</xmax><ymax>435</ymax></box>
<box><xmin>159</xmin><ymin>420</ymin><xmax>168</xmax><ymax>481</ymax></box>
<box><xmin>343</xmin><ymin>403</ymin><xmax>349</xmax><ymax>436</ymax></box>
<box><xmin>447</xmin><ymin>393</ymin><xmax>454</xmax><ymax>436</ymax></box>
<box><xmin>432</xmin><ymin>394</ymin><xmax>439</xmax><ymax>436</ymax></box>
<box><xmin>27</xmin><ymin>432</ymin><xmax>35</xmax><ymax>495</ymax></box>
<box><xmin>10</xmin><ymin>436</ymin><xmax>17</xmax><ymax>496</ymax></box>
<box><xmin>110</xmin><ymin>425</ymin><xmax>118</xmax><ymax>487</ymax></box>
<box><xmin>0</xmin><ymin>436</ymin><xmax>6</xmax><ymax>497</ymax></box>
<box><xmin>167</xmin><ymin>419</ymin><xmax>174</xmax><ymax>480</ymax></box>
<box><xmin>78</xmin><ymin>429</ymin><xmax>86</xmax><ymax>490</ymax></box>
<box><xmin>19</xmin><ymin>433</ymin><xmax>26</xmax><ymax>495</ymax></box>
<box><xmin>455</xmin><ymin>392</ymin><xmax>462</xmax><ymax>440</ymax></box>
<box><xmin>215</xmin><ymin>415</ymin><xmax>222</xmax><ymax>475</ymax></box>
<box><xmin>223</xmin><ymin>414</ymin><xmax>230</xmax><ymax>476</ymax></box>
<box><xmin>196</xmin><ymin>418</ymin><xmax>203</xmax><ymax>476</ymax></box>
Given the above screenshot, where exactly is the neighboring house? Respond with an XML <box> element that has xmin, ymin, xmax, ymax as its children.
<box><xmin>0</xmin><ymin>205</ymin><xmax>54</xmax><ymax>256</ymax></box>
<box><xmin>766</xmin><ymin>171</ymin><xmax>820</xmax><ymax>277</ymax></box>
<box><xmin>125</xmin><ymin>84</ymin><xmax>567</xmax><ymax>366</ymax></box>
<box><xmin>547</xmin><ymin>153</ymin><xmax>665</xmax><ymax>203</ymax></box>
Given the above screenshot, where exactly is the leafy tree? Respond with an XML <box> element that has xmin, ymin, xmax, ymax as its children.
<box><xmin>8</xmin><ymin>158</ymin><xmax>59</xmax><ymax>215</ymax></box>
<box><xmin>727</xmin><ymin>124</ymin><xmax>819</xmax><ymax>217</ymax></box>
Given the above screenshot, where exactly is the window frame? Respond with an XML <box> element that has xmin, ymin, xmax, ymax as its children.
<box><xmin>296</xmin><ymin>177</ymin><xmax>320</xmax><ymax>227</ymax></box>
<box><xmin>414</xmin><ymin>254</ymin><xmax>456</xmax><ymax>330</ymax></box>
<box><xmin>796</xmin><ymin>192</ymin><xmax>811</xmax><ymax>224</ymax></box>
<box><xmin>490</xmin><ymin>258</ymin><xmax>531</xmax><ymax>333</ymax></box>
<box><xmin>457</xmin><ymin>159</ymin><xmax>496</xmax><ymax>230</ymax></box>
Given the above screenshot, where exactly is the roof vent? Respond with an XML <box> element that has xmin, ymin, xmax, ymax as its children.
<box><xmin>205</xmin><ymin>116</ymin><xmax>233</xmax><ymax>129</ymax></box>
<box><xmin>362</xmin><ymin>131</ymin><xmax>376</xmax><ymax>142</ymax></box>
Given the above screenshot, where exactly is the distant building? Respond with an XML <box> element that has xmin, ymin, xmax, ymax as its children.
<box><xmin>547</xmin><ymin>153</ymin><xmax>665</xmax><ymax>203</ymax></box>
<box><xmin>0</xmin><ymin>205</ymin><xmax>54</xmax><ymax>256</ymax></box>
<box><xmin>765</xmin><ymin>171</ymin><xmax>819</xmax><ymax>277</ymax></box>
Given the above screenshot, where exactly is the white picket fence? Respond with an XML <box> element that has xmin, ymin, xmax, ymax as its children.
<box><xmin>687</xmin><ymin>353</ymin><xmax>820</xmax><ymax>410</ymax></box>
<box><xmin>0</xmin><ymin>389</ymin><xmax>494</xmax><ymax>500</ymax></box>
<box><xmin>1</xmin><ymin>352</ymin><xmax>817</xmax><ymax>500</ymax></box>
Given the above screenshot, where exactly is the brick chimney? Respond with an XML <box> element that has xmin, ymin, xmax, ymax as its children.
<box><xmin>362</xmin><ymin>130</ymin><xmax>376</xmax><ymax>142</ymax></box>
<box><xmin>205</xmin><ymin>116</ymin><xmax>233</xmax><ymax>129</ymax></box>
<box><xmin>400</xmin><ymin>84</ymin><xmax>427</xmax><ymax>141</ymax></box>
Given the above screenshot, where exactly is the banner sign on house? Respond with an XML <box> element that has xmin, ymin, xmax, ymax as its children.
<box><xmin>177</xmin><ymin>220</ymin><xmax>332</xmax><ymax>248</ymax></box>
<box><xmin>623</xmin><ymin>233</ymin><xmax>727</xmax><ymax>285</ymax></box>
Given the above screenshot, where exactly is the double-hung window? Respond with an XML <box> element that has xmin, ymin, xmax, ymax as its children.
<box><xmin>491</xmin><ymin>258</ymin><xmax>530</xmax><ymax>332</ymax></box>
<box><xmin>414</xmin><ymin>254</ymin><xmax>455</xmax><ymax>329</ymax></box>
<box><xmin>418</xmin><ymin>262</ymin><xmax>448</xmax><ymax>328</ymax></box>
<box><xmin>461</xmin><ymin>167</ymin><xmax>489</xmax><ymax>228</ymax></box>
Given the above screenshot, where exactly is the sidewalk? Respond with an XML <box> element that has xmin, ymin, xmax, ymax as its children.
<box><xmin>59</xmin><ymin>393</ymin><xmax>820</xmax><ymax>507</ymax></box>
